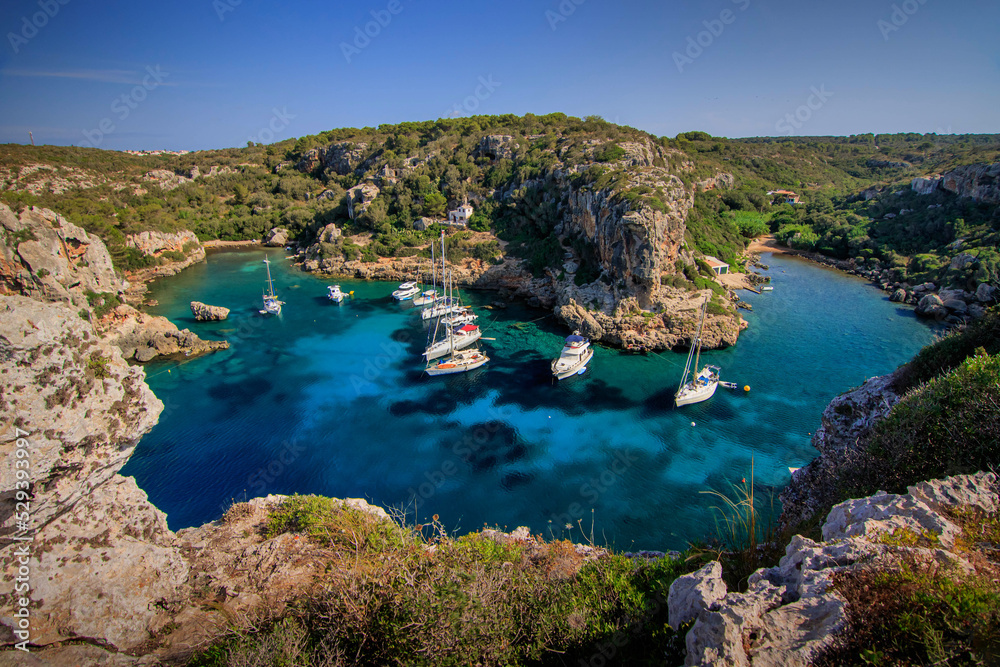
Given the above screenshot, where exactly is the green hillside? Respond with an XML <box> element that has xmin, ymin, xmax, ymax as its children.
<box><xmin>2</xmin><ymin>118</ymin><xmax>998</xmax><ymax>290</ymax></box>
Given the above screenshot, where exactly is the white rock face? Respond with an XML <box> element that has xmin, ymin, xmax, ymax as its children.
<box><xmin>679</xmin><ymin>472</ymin><xmax>997</xmax><ymax>666</ymax></box>
<box><xmin>668</xmin><ymin>561</ymin><xmax>727</xmax><ymax>630</ymax></box>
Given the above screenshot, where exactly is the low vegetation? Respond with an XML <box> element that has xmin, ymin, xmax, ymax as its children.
<box><xmin>190</xmin><ymin>495</ymin><xmax>706</xmax><ymax>666</ymax></box>
<box><xmin>816</xmin><ymin>507</ymin><xmax>1000</xmax><ymax>666</ymax></box>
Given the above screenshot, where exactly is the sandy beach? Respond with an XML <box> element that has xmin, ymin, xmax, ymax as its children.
<box><xmin>202</xmin><ymin>239</ymin><xmax>262</xmax><ymax>248</ymax></box>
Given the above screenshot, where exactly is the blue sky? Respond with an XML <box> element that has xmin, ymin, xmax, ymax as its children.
<box><xmin>1</xmin><ymin>0</ymin><xmax>997</xmax><ymax>150</ymax></box>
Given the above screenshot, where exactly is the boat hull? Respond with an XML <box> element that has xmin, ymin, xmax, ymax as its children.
<box><xmin>425</xmin><ymin>352</ymin><xmax>489</xmax><ymax>375</ymax></box>
<box><xmin>423</xmin><ymin>330</ymin><xmax>482</xmax><ymax>360</ymax></box>
<box><xmin>551</xmin><ymin>347</ymin><xmax>594</xmax><ymax>380</ymax></box>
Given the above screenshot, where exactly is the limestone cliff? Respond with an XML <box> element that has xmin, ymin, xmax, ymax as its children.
<box><xmin>0</xmin><ymin>297</ymin><xmax>378</xmax><ymax>663</ymax></box>
<box><xmin>670</xmin><ymin>471</ymin><xmax>998</xmax><ymax>666</ymax></box>
<box><xmin>295</xmin><ymin>135</ymin><xmax>744</xmax><ymax>351</ymax></box>
<box><xmin>0</xmin><ymin>204</ymin><xmax>226</xmax><ymax>363</ymax></box>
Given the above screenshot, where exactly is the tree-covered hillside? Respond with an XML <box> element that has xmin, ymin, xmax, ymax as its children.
<box><xmin>2</xmin><ymin>117</ymin><xmax>998</xmax><ymax>290</ymax></box>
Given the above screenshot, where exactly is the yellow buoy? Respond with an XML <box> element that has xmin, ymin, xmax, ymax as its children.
<box><xmin>744</xmin><ymin>385</ymin><xmax>751</xmax><ymax>392</ymax></box>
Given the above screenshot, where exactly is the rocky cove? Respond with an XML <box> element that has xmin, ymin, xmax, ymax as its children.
<box><xmin>0</xmin><ymin>197</ymin><xmax>966</xmax><ymax>664</ymax></box>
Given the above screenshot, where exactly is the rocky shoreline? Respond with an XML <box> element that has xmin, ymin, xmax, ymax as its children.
<box><xmin>747</xmin><ymin>235</ymin><xmax>997</xmax><ymax>325</ymax></box>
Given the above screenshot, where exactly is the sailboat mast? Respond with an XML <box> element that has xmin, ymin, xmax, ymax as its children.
<box><xmin>692</xmin><ymin>298</ymin><xmax>707</xmax><ymax>373</ymax></box>
<box><xmin>448</xmin><ymin>271</ymin><xmax>455</xmax><ymax>355</ymax></box>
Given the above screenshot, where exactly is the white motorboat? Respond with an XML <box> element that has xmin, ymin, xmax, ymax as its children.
<box><xmin>260</xmin><ymin>256</ymin><xmax>283</xmax><ymax>315</ymax></box>
<box><xmin>328</xmin><ymin>284</ymin><xmax>350</xmax><ymax>303</ymax></box>
<box><xmin>423</xmin><ymin>323</ymin><xmax>483</xmax><ymax>360</ymax></box>
<box><xmin>392</xmin><ymin>281</ymin><xmax>420</xmax><ymax>301</ymax></box>
<box><xmin>551</xmin><ymin>332</ymin><xmax>594</xmax><ymax>380</ymax></box>
<box><xmin>674</xmin><ymin>298</ymin><xmax>720</xmax><ymax>407</ymax></box>
<box><xmin>425</xmin><ymin>346</ymin><xmax>489</xmax><ymax>376</ymax></box>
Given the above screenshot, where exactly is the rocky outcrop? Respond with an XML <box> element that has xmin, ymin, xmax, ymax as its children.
<box><xmin>675</xmin><ymin>471</ymin><xmax>998</xmax><ymax>666</ymax></box>
<box><xmin>297</xmin><ymin>142</ymin><xmax>371</xmax><ymax>176</ymax></box>
<box><xmin>142</xmin><ymin>166</ymin><xmax>235</xmax><ymax>191</ymax></box>
<box><xmin>100</xmin><ymin>304</ymin><xmax>229</xmax><ymax>361</ymax></box>
<box><xmin>0</xmin><ymin>294</ymin><xmax>387</xmax><ymax>662</ymax></box>
<box><xmin>475</xmin><ymin>135</ymin><xmax>516</xmax><ymax>160</ymax></box>
<box><xmin>0</xmin><ymin>203</ymin><xmax>120</xmax><ymax>306</ymax></box>
<box><xmin>910</xmin><ymin>176</ymin><xmax>940</xmax><ymax>195</ymax></box>
<box><xmin>126</xmin><ymin>229</ymin><xmax>204</xmax><ymax>264</ymax></box>
<box><xmin>938</xmin><ymin>162</ymin><xmax>1000</xmax><ymax>204</ymax></box>
<box><xmin>347</xmin><ymin>182</ymin><xmax>380</xmax><ymax>219</ymax></box>
<box><xmin>190</xmin><ymin>301</ymin><xmax>229</xmax><ymax>321</ymax></box>
<box><xmin>263</xmin><ymin>226</ymin><xmax>289</xmax><ymax>247</ymax></box>
<box><xmin>779</xmin><ymin>372</ymin><xmax>904</xmax><ymax>534</ymax></box>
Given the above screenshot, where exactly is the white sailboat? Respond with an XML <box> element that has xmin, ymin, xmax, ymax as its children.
<box><xmin>260</xmin><ymin>256</ymin><xmax>283</xmax><ymax>315</ymax></box>
<box><xmin>412</xmin><ymin>243</ymin><xmax>441</xmax><ymax>306</ymax></box>
<box><xmin>674</xmin><ymin>297</ymin><xmax>720</xmax><ymax>407</ymax></box>
<box><xmin>441</xmin><ymin>308</ymin><xmax>478</xmax><ymax>326</ymax></box>
<box><xmin>420</xmin><ymin>231</ymin><xmax>461</xmax><ymax>320</ymax></box>
<box><xmin>551</xmin><ymin>332</ymin><xmax>594</xmax><ymax>380</ymax></box>
<box><xmin>425</xmin><ymin>267</ymin><xmax>489</xmax><ymax>375</ymax></box>
<box><xmin>423</xmin><ymin>271</ymin><xmax>482</xmax><ymax>359</ymax></box>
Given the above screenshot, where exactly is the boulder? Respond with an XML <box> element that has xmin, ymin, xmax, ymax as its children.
<box><xmin>190</xmin><ymin>301</ymin><xmax>230</xmax><ymax>321</ymax></box>
<box><xmin>317</xmin><ymin>223</ymin><xmax>342</xmax><ymax>244</ymax></box>
<box><xmin>668</xmin><ymin>561</ymin><xmax>727</xmax><ymax>631</ymax></box>
<box><xmin>911</xmin><ymin>176</ymin><xmax>940</xmax><ymax>195</ymax></box>
<box><xmin>347</xmin><ymin>183</ymin><xmax>380</xmax><ymax>219</ymax></box>
<box><xmin>889</xmin><ymin>288</ymin><xmax>907</xmax><ymax>303</ymax></box>
<box><xmin>475</xmin><ymin>134</ymin><xmax>516</xmax><ymax>160</ymax></box>
<box><xmin>976</xmin><ymin>283</ymin><xmax>997</xmax><ymax>303</ymax></box>
<box><xmin>949</xmin><ymin>253</ymin><xmax>978</xmax><ymax>271</ymax></box>
<box><xmin>912</xmin><ymin>282</ymin><xmax>935</xmax><ymax>293</ymax></box>
<box><xmin>942</xmin><ymin>298</ymin><xmax>968</xmax><ymax>314</ymax></box>
<box><xmin>263</xmin><ymin>227</ymin><xmax>289</xmax><ymax>247</ymax></box>
<box><xmin>915</xmin><ymin>293</ymin><xmax>947</xmax><ymax>319</ymax></box>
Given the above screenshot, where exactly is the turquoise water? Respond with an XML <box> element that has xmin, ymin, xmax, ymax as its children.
<box><xmin>122</xmin><ymin>250</ymin><xmax>938</xmax><ymax>550</ymax></box>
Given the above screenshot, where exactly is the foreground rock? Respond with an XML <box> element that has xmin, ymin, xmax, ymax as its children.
<box><xmin>0</xmin><ymin>203</ymin><xmax>120</xmax><ymax>306</ymax></box>
<box><xmin>190</xmin><ymin>301</ymin><xmax>230</xmax><ymax>321</ymax></box>
<box><xmin>0</xmin><ymin>296</ymin><xmax>386</xmax><ymax>663</ymax></box>
<box><xmin>263</xmin><ymin>226</ymin><xmax>289</xmax><ymax>247</ymax></box>
<box><xmin>100</xmin><ymin>304</ymin><xmax>229</xmax><ymax>361</ymax></box>
<box><xmin>673</xmin><ymin>471</ymin><xmax>998</xmax><ymax>666</ymax></box>
<box><xmin>778</xmin><ymin>371</ymin><xmax>903</xmax><ymax>533</ymax></box>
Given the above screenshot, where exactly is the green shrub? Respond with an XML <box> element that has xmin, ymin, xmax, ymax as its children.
<box><xmin>84</xmin><ymin>290</ymin><xmax>121</xmax><ymax>319</ymax></box>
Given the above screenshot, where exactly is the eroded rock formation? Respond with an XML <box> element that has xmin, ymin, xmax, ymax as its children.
<box><xmin>672</xmin><ymin>471</ymin><xmax>998</xmax><ymax>666</ymax></box>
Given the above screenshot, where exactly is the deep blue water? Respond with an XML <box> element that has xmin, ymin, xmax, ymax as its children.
<box><xmin>122</xmin><ymin>249</ymin><xmax>938</xmax><ymax>550</ymax></box>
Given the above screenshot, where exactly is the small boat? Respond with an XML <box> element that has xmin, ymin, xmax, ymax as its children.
<box><xmin>674</xmin><ymin>298</ymin><xmax>720</xmax><ymax>407</ymax></box>
<box><xmin>761</xmin><ymin>285</ymin><xmax>773</xmax><ymax>292</ymax></box>
<box><xmin>328</xmin><ymin>284</ymin><xmax>350</xmax><ymax>303</ymax></box>
<box><xmin>260</xmin><ymin>256</ymin><xmax>283</xmax><ymax>315</ymax></box>
<box><xmin>392</xmin><ymin>281</ymin><xmax>420</xmax><ymax>301</ymax></box>
<box><xmin>551</xmin><ymin>332</ymin><xmax>594</xmax><ymax>380</ymax></box>
<box><xmin>425</xmin><ymin>347</ymin><xmax>489</xmax><ymax>376</ymax></box>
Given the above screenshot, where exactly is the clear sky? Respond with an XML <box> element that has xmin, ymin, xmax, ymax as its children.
<box><xmin>1</xmin><ymin>0</ymin><xmax>997</xmax><ymax>150</ymax></box>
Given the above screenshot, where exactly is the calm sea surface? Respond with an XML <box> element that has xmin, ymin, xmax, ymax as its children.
<box><xmin>122</xmin><ymin>250</ymin><xmax>937</xmax><ymax>550</ymax></box>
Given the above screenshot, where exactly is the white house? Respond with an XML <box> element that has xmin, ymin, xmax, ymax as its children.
<box><xmin>703</xmin><ymin>255</ymin><xmax>730</xmax><ymax>275</ymax></box>
<box><xmin>447</xmin><ymin>203</ymin><xmax>473</xmax><ymax>227</ymax></box>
